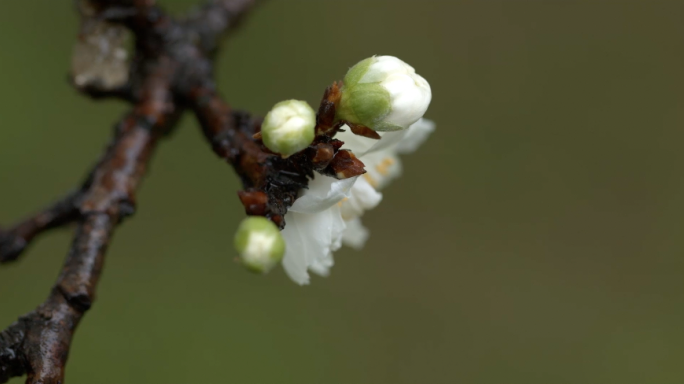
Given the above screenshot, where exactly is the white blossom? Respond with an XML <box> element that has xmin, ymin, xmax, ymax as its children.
<box><xmin>337</xmin><ymin>56</ymin><xmax>432</xmax><ymax>131</ymax></box>
<box><xmin>280</xmin><ymin>177</ymin><xmax>354</xmax><ymax>284</ymax></box>
<box><xmin>280</xmin><ymin>118</ymin><xmax>435</xmax><ymax>284</ymax></box>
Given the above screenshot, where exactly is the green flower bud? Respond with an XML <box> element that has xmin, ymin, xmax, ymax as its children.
<box><xmin>337</xmin><ymin>56</ymin><xmax>432</xmax><ymax>132</ymax></box>
<box><xmin>234</xmin><ymin>216</ymin><xmax>286</xmax><ymax>274</ymax></box>
<box><xmin>261</xmin><ymin>100</ymin><xmax>316</xmax><ymax>157</ymax></box>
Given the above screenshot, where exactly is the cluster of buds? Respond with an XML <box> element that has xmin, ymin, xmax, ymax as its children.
<box><xmin>235</xmin><ymin>56</ymin><xmax>433</xmax><ymax>279</ymax></box>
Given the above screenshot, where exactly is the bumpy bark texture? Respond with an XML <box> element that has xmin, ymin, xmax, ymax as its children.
<box><xmin>0</xmin><ymin>1</ymin><xmax>367</xmax><ymax>382</ymax></box>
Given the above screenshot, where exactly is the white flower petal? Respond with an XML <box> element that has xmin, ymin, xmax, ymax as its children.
<box><xmin>342</xmin><ymin>218</ymin><xmax>370</xmax><ymax>250</ymax></box>
<box><xmin>335</xmin><ymin>127</ymin><xmax>376</xmax><ymax>155</ymax></box>
<box><xmin>384</xmin><ymin>72</ymin><xmax>432</xmax><ymax>129</ymax></box>
<box><xmin>361</xmin><ymin>151</ymin><xmax>403</xmax><ymax>191</ymax></box>
<box><xmin>359</xmin><ymin>56</ymin><xmax>414</xmax><ymax>84</ymax></box>
<box><xmin>309</xmin><ymin>205</ymin><xmax>346</xmax><ymax>277</ymax></box>
<box><xmin>281</xmin><ymin>211</ymin><xmax>329</xmax><ymax>284</ymax></box>
<box><xmin>365</xmin><ymin>130</ymin><xmax>408</xmax><ymax>154</ymax></box>
<box><xmin>340</xmin><ymin>177</ymin><xmax>383</xmax><ymax>221</ymax></box>
<box><xmin>290</xmin><ymin>175</ymin><xmax>357</xmax><ymax>214</ymax></box>
<box><xmin>308</xmin><ymin>254</ymin><xmax>334</xmax><ymax>277</ymax></box>
<box><xmin>281</xmin><ymin>205</ymin><xmax>346</xmax><ymax>284</ymax></box>
<box><xmin>329</xmin><ymin>205</ymin><xmax>346</xmax><ymax>252</ymax></box>
<box><xmin>395</xmin><ymin>118</ymin><xmax>436</xmax><ymax>154</ymax></box>
<box><xmin>336</xmin><ymin>126</ymin><xmax>407</xmax><ymax>157</ymax></box>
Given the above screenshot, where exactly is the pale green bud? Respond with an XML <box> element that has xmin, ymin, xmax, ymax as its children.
<box><xmin>337</xmin><ymin>56</ymin><xmax>432</xmax><ymax>132</ymax></box>
<box><xmin>262</xmin><ymin>100</ymin><xmax>316</xmax><ymax>157</ymax></box>
<box><xmin>234</xmin><ymin>216</ymin><xmax>286</xmax><ymax>274</ymax></box>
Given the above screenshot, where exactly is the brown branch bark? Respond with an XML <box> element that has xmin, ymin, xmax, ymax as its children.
<box><xmin>0</xmin><ymin>68</ymin><xmax>172</xmax><ymax>383</ymax></box>
<box><xmin>185</xmin><ymin>0</ymin><xmax>258</xmax><ymax>54</ymax></box>
<box><xmin>0</xmin><ymin>1</ymin><xmax>258</xmax><ymax>383</ymax></box>
<box><xmin>0</xmin><ymin>191</ymin><xmax>82</xmax><ymax>264</ymax></box>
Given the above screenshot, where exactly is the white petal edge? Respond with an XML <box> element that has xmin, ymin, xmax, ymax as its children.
<box><xmin>340</xmin><ymin>177</ymin><xmax>383</xmax><ymax>221</ymax></box>
<box><xmin>359</xmin><ymin>56</ymin><xmax>414</xmax><ymax>84</ymax></box>
<box><xmin>384</xmin><ymin>72</ymin><xmax>432</xmax><ymax>129</ymax></box>
<box><xmin>362</xmin><ymin>151</ymin><xmax>403</xmax><ymax>191</ymax></box>
<box><xmin>309</xmin><ymin>205</ymin><xmax>346</xmax><ymax>277</ymax></box>
<box><xmin>342</xmin><ymin>218</ymin><xmax>370</xmax><ymax>250</ymax></box>
<box><xmin>281</xmin><ymin>205</ymin><xmax>346</xmax><ymax>284</ymax></box>
<box><xmin>290</xmin><ymin>176</ymin><xmax>357</xmax><ymax>214</ymax></box>
<box><xmin>329</xmin><ymin>205</ymin><xmax>346</xmax><ymax>253</ymax></box>
<box><xmin>336</xmin><ymin>126</ymin><xmax>408</xmax><ymax>157</ymax></box>
<box><xmin>395</xmin><ymin>118</ymin><xmax>436</xmax><ymax>154</ymax></box>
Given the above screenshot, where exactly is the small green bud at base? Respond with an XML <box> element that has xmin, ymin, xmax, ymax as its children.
<box><xmin>262</xmin><ymin>100</ymin><xmax>316</xmax><ymax>157</ymax></box>
<box><xmin>234</xmin><ymin>216</ymin><xmax>286</xmax><ymax>274</ymax></box>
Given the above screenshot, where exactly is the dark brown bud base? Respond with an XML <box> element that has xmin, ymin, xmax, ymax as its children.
<box><xmin>242</xmin><ymin>81</ymin><xmax>379</xmax><ymax>228</ymax></box>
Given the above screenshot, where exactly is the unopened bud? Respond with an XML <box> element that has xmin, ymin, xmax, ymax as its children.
<box><xmin>234</xmin><ymin>216</ymin><xmax>285</xmax><ymax>273</ymax></box>
<box><xmin>337</xmin><ymin>56</ymin><xmax>431</xmax><ymax>132</ymax></box>
<box><xmin>261</xmin><ymin>100</ymin><xmax>316</xmax><ymax>157</ymax></box>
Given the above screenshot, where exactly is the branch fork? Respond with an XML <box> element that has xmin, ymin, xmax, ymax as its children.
<box><xmin>0</xmin><ymin>1</ymin><xmax>379</xmax><ymax>382</ymax></box>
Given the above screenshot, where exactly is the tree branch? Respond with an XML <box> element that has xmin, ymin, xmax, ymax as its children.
<box><xmin>0</xmin><ymin>63</ymin><xmax>172</xmax><ymax>381</ymax></box>
<box><xmin>185</xmin><ymin>0</ymin><xmax>258</xmax><ymax>55</ymax></box>
<box><xmin>0</xmin><ymin>0</ymin><xmax>365</xmax><ymax>382</ymax></box>
<box><xmin>0</xmin><ymin>0</ymin><xmax>257</xmax><ymax>381</ymax></box>
<box><xmin>0</xmin><ymin>191</ymin><xmax>82</xmax><ymax>264</ymax></box>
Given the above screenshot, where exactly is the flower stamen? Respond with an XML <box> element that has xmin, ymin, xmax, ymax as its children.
<box><xmin>375</xmin><ymin>157</ymin><xmax>396</xmax><ymax>176</ymax></box>
<box><xmin>363</xmin><ymin>173</ymin><xmax>379</xmax><ymax>188</ymax></box>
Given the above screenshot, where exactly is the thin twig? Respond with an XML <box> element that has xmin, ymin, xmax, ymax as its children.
<box><xmin>0</xmin><ymin>191</ymin><xmax>82</xmax><ymax>264</ymax></box>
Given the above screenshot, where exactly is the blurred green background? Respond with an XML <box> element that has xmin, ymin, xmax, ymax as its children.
<box><xmin>2</xmin><ymin>1</ymin><xmax>684</xmax><ymax>383</ymax></box>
